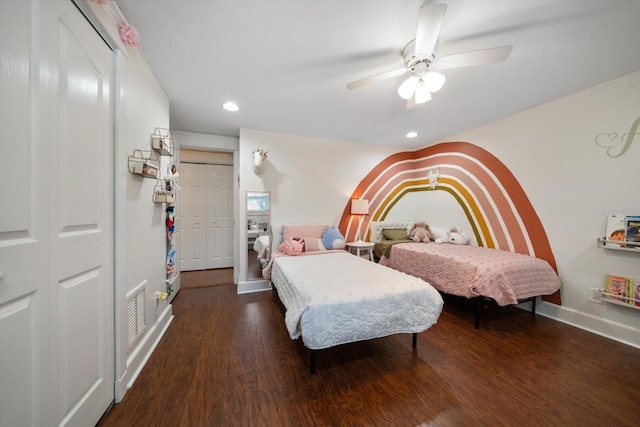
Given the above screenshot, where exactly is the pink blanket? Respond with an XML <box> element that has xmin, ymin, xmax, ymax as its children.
<box><xmin>380</xmin><ymin>243</ymin><xmax>561</xmax><ymax>306</ymax></box>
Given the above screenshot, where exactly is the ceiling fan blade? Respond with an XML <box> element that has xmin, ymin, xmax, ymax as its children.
<box><xmin>346</xmin><ymin>67</ymin><xmax>408</xmax><ymax>90</ymax></box>
<box><xmin>415</xmin><ymin>3</ymin><xmax>448</xmax><ymax>56</ymax></box>
<box><xmin>433</xmin><ymin>45</ymin><xmax>513</xmax><ymax>70</ymax></box>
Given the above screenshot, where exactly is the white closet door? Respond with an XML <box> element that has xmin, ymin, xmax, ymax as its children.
<box><xmin>0</xmin><ymin>0</ymin><xmax>114</xmax><ymax>425</ymax></box>
<box><xmin>179</xmin><ymin>163</ymin><xmax>233</xmax><ymax>271</ymax></box>
<box><xmin>179</xmin><ymin>163</ymin><xmax>207</xmax><ymax>271</ymax></box>
<box><xmin>206</xmin><ymin>165</ymin><xmax>234</xmax><ymax>269</ymax></box>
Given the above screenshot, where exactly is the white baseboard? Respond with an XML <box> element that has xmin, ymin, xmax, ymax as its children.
<box><xmin>115</xmin><ymin>303</ymin><xmax>174</xmax><ymax>402</ymax></box>
<box><xmin>237</xmin><ymin>280</ymin><xmax>272</xmax><ymax>294</ymax></box>
<box><xmin>536</xmin><ymin>301</ymin><xmax>640</xmax><ymax>350</ymax></box>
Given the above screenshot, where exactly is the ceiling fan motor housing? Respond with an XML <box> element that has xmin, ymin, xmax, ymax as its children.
<box><xmin>402</xmin><ymin>39</ymin><xmax>437</xmax><ymax>71</ymax></box>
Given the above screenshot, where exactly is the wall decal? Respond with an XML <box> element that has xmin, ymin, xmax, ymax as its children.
<box><xmin>595</xmin><ymin>116</ymin><xmax>640</xmax><ymax>158</ymax></box>
<box><xmin>339</xmin><ymin>141</ymin><xmax>561</xmax><ymax>305</ymax></box>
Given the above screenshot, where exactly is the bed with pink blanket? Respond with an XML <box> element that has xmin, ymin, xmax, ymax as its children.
<box><xmin>371</xmin><ymin>221</ymin><xmax>561</xmax><ymax>328</ymax></box>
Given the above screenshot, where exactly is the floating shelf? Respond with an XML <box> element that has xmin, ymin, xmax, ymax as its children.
<box><xmin>600</xmin><ymin>290</ymin><xmax>640</xmax><ymax>310</ymax></box>
<box><xmin>151</xmin><ymin>128</ymin><xmax>174</xmax><ymax>156</ymax></box>
<box><xmin>597</xmin><ymin>238</ymin><xmax>640</xmax><ymax>252</ymax></box>
<box><xmin>128</xmin><ymin>149</ymin><xmax>160</xmax><ymax>179</ymax></box>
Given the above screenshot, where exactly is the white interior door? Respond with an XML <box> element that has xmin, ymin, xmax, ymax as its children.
<box><xmin>0</xmin><ymin>1</ymin><xmax>114</xmax><ymax>426</ymax></box>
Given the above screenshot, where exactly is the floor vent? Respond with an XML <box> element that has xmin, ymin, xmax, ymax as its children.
<box><xmin>127</xmin><ymin>286</ymin><xmax>146</xmax><ymax>348</ymax></box>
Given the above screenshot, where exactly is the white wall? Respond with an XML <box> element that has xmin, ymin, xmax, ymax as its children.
<box><xmin>114</xmin><ymin>47</ymin><xmax>175</xmax><ymax>400</ymax></box>
<box><xmin>447</xmin><ymin>70</ymin><xmax>640</xmax><ymax>347</ymax></box>
<box><xmin>238</xmin><ymin>129</ymin><xmax>399</xmax><ymax>288</ymax></box>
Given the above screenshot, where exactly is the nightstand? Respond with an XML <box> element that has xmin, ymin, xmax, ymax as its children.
<box><xmin>346</xmin><ymin>241</ymin><xmax>375</xmax><ymax>261</ymax></box>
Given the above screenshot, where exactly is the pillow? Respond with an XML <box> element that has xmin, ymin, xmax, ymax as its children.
<box><xmin>303</xmin><ymin>238</ymin><xmax>327</xmax><ymax>252</ymax></box>
<box><xmin>382</xmin><ymin>228</ymin><xmax>409</xmax><ymax>241</ymax></box>
<box><xmin>322</xmin><ymin>228</ymin><xmax>345</xmax><ymax>249</ymax></box>
<box><xmin>282</xmin><ymin>224</ymin><xmax>327</xmax><ymax>241</ymax></box>
<box><xmin>278</xmin><ymin>239</ymin><xmax>303</xmax><ymax>255</ymax></box>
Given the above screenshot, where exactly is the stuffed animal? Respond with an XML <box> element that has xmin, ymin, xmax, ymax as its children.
<box><xmin>409</xmin><ymin>221</ymin><xmax>431</xmax><ymax>243</ymax></box>
<box><xmin>435</xmin><ymin>227</ymin><xmax>469</xmax><ymax>245</ymax></box>
<box><xmin>278</xmin><ymin>238</ymin><xmax>303</xmax><ymax>255</ymax></box>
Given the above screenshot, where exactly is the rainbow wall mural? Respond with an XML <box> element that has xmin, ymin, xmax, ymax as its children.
<box><xmin>339</xmin><ymin>141</ymin><xmax>561</xmax><ymax>305</ymax></box>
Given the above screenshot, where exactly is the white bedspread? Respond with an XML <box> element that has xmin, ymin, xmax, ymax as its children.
<box><xmin>253</xmin><ymin>234</ymin><xmax>270</xmax><ymax>253</ymax></box>
<box><xmin>271</xmin><ymin>251</ymin><xmax>443</xmax><ymax>350</ymax></box>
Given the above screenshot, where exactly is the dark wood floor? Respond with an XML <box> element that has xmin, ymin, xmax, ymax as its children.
<box><xmin>98</xmin><ymin>285</ymin><xmax>640</xmax><ymax>427</ymax></box>
<box><xmin>180</xmin><ymin>268</ymin><xmax>234</xmax><ymax>289</ymax></box>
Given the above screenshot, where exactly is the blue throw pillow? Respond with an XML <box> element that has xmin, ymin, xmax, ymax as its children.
<box><xmin>323</xmin><ymin>228</ymin><xmax>346</xmax><ymax>250</ymax></box>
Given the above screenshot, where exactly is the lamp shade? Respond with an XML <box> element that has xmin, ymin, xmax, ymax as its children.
<box><xmin>351</xmin><ymin>199</ymin><xmax>369</xmax><ymax>215</ymax></box>
<box><xmin>397</xmin><ymin>76</ymin><xmax>418</xmax><ymax>100</ymax></box>
<box><xmin>424</xmin><ymin>71</ymin><xmax>445</xmax><ymax>93</ymax></box>
<box><xmin>414</xmin><ymin>81</ymin><xmax>432</xmax><ymax>104</ymax></box>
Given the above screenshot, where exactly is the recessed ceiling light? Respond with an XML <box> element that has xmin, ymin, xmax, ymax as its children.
<box><xmin>222</xmin><ymin>102</ymin><xmax>239</xmax><ymax>112</ymax></box>
<box><xmin>406</xmin><ymin>131</ymin><xmax>418</xmax><ymax>138</ymax></box>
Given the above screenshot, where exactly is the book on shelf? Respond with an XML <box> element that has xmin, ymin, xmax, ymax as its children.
<box><xmin>604</xmin><ymin>274</ymin><xmax>640</xmax><ymax>305</ymax></box>
<box><xmin>624</xmin><ymin>215</ymin><xmax>640</xmax><ymax>249</ymax></box>
<box><xmin>604</xmin><ymin>274</ymin><xmax>628</xmax><ymax>302</ymax></box>
<box><xmin>604</xmin><ymin>214</ymin><xmax>626</xmax><ymax>247</ymax></box>
<box><xmin>628</xmin><ymin>277</ymin><xmax>640</xmax><ymax>307</ymax></box>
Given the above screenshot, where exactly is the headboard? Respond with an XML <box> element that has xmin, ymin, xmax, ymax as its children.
<box><xmin>269</xmin><ymin>223</ymin><xmax>332</xmax><ymax>254</ymax></box>
<box><xmin>369</xmin><ymin>220</ymin><xmax>415</xmax><ymax>243</ymax></box>
<box><xmin>369</xmin><ymin>220</ymin><xmax>453</xmax><ymax>243</ymax></box>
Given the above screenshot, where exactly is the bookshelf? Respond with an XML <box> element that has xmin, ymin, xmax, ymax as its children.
<box><xmin>597</xmin><ymin>238</ymin><xmax>640</xmax><ymax>309</ymax></box>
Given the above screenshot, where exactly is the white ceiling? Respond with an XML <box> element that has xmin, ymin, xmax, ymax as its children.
<box><xmin>115</xmin><ymin>0</ymin><xmax>640</xmax><ymax>149</ymax></box>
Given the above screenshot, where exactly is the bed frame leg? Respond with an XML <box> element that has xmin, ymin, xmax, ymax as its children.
<box><xmin>310</xmin><ymin>350</ymin><xmax>316</xmax><ymax>375</ymax></box>
<box><xmin>412</xmin><ymin>333</ymin><xmax>417</xmax><ymax>348</ymax></box>
<box><xmin>474</xmin><ymin>297</ymin><xmax>481</xmax><ymax>329</ymax></box>
<box><xmin>531</xmin><ymin>296</ymin><xmax>537</xmax><ymax>317</ymax></box>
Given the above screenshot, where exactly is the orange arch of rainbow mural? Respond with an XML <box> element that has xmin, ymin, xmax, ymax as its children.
<box><xmin>339</xmin><ymin>141</ymin><xmax>561</xmax><ymax>305</ymax></box>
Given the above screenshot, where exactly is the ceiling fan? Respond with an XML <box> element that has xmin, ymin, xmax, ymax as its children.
<box><xmin>346</xmin><ymin>2</ymin><xmax>513</xmax><ymax>108</ymax></box>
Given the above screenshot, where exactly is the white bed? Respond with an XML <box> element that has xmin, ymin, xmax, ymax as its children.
<box><xmin>267</xmin><ymin>223</ymin><xmax>444</xmax><ymax>373</ymax></box>
<box><xmin>252</xmin><ymin>234</ymin><xmax>270</xmax><ymax>268</ymax></box>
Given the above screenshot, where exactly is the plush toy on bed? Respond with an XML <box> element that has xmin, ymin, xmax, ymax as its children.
<box><xmin>278</xmin><ymin>239</ymin><xmax>303</xmax><ymax>255</ymax></box>
<box><xmin>409</xmin><ymin>221</ymin><xmax>431</xmax><ymax>243</ymax></box>
<box><xmin>434</xmin><ymin>227</ymin><xmax>469</xmax><ymax>245</ymax></box>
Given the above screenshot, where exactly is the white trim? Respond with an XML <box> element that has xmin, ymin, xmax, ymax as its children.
<box><xmin>536</xmin><ymin>301</ymin><xmax>640</xmax><ymax>350</ymax></box>
<box><xmin>237</xmin><ymin>280</ymin><xmax>272</xmax><ymax>294</ymax></box>
<box><xmin>115</xmin><ymin>304</ymin><xmax>173</xmax><ymax>402</ymax></box>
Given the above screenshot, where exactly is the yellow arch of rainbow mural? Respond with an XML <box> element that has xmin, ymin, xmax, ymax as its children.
<box><xmin>339</xmin><ymin>141</ymin><xmax>561</xmax><ymax>305</ymax></box>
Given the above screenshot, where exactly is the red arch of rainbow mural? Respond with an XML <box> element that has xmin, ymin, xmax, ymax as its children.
<box><xmin>338</xmin><ymin>141</ymin><xmax>561</xmax><ymax>305</ymax></box>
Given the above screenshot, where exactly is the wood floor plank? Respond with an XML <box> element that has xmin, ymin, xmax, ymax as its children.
<box><xmin>98</xmin><ymin>284</ymin><xmax>640</xmax><ymax>426</ymax></box>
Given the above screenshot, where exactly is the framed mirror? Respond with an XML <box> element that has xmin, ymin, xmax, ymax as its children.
<box><xmin>246</xmin><ymin>191</ymin><xmax>270</xmax><ymax>281</ymax></box>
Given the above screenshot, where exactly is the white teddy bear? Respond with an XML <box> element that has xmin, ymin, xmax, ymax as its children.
<box><xmin>434</xmin><ymin>228</ymin><xmax>469</xmax><ymax>245</ymax></box>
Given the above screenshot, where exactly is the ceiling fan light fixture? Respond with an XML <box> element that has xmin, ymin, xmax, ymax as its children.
<box><xmin>424</xmin><ymin>71</ymin><xmax>446</xmax><ymax>93</ymax></box>
<box><xmin>414</xmin><ymin>81</ymin><xmax>432</xmax><ymax>104</ymax></box>
<box><xmin>397</xmin><ymin>76</ymin><xmax>418</xmax><ymax>100</ymax></box>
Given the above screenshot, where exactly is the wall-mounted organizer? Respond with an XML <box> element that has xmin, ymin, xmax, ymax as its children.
<box><xmin>597</xmin><ymin>237</ymin><xmax>640</xmax><ymax>310</ymax></box>
<box><xmin>153</xmin><ymin>179</ymin><xmax>174</xmax><ymax>203</ymax></box>
<box><xmin>128</xmin><ymin>149</ymin><xmax>160</xmax><ymax>178</ymax></box>
<box><xmin>596</xmin><ymin>238</ymin><xmax>640</xmax><ymax>252</ymax></box>
<box><xmin>151</xmin><ymin>127</ymin><xmax>174</xmax><ymax>156</ymax></box>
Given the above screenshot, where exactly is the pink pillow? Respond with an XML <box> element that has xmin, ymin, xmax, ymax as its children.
<box><xmin>282</xmin><ymin>224</ymin><xmax>327</xmax><ymax>241</ymax></box>
<box><xmin>303</xmin><ymin>238</ymin><xmax>326</xmax><ymax>252</ymax></box>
